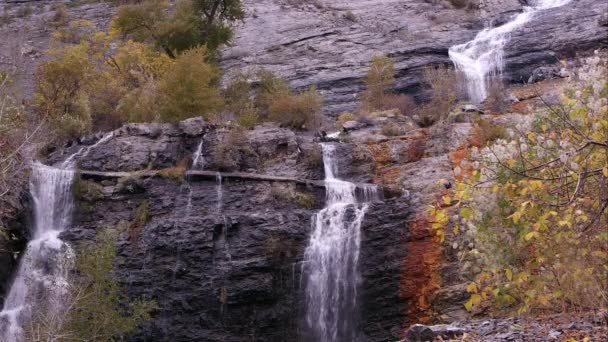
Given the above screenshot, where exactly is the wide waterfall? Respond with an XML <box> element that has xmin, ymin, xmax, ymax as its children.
<box><xmin>0</xmin><ymin>162</ymin><xmax>75</xmax><ymax>342</ymax></box>
<box><xmin>448</xmin><ymin>0</ymin><xmax>572</xmax><ymax>103</ymax></box>
<box><xmin>303</xmin><ymin>143</ymin><xmax>378</xmax><ymax>342</ymax></box>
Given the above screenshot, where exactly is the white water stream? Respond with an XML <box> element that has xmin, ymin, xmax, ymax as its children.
<box><xmin>303</xmin><ymin>143</ymin><xmax>378</xmax><ymax>342</ymax></box>
<box><xmin>448</xmin><ymin>0</ymin><xmax>572</xmax><ymax>103</ymax></box>
<box><xmin>0</xmin><ymin>163</ymin><xmax>76</xmax><ymax>342</ymax></box>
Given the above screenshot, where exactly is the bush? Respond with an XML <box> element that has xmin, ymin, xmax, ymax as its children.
<box><xmin>34</xmin><ymin>43</ymin><xmax>94</xmax><ymax>140</ymax></box>
<box><xmin>431</xmin><ymin>53</ymin><xmax>608</xmax><ymax>314</ymax></box>
<box><xmin>52</xmin><ymin>19</ymin><xmax>97</xmax><ymax>44</ymax></box>
<box><xmin>50</xmin><ymin>4</ymin><xmax>69</xmax><ymax>29</ymax></box>
<box><xmin>380</xmin><ymin>121</ymin><xmax>402</xmax><ymax>136</ymax></box>
<box><xmin>380</xmin><ymin>93</ymin><xmax>416</xmax><ymax>116</ymax></box>
<box><xmin>417</xmin><ymin>65</ymin><xmax>460</xmax><ymax>127</ymax></box>
<box><xmin>25</xmin><ymin>229</ymin><xmax>156</xmax><ymax>341</ymax></box>
<box><xmin>484</xmin><ymin>79</ymin><xmax>510</xmax><ymax>113</ymax></box>
<box><xmin>224</xmin><ymin>69</ymin><xmax>260</xmax><ymax>129</ymax></box>
<box><xmin>343</xmin><ymin>10</ymin><xmax>357</xmax><ymax>22</ymax></box>
<box><xmin>468</xmin><ymin>117</ymin><xmax>507</xmax><ymax>147</ymax></box>
<box><xmin>270</xmin><ymin>184</ymin><xmax>315</xmax><ymax>209</ymax></box>
<box><xmin>158</xmin><ymin>47</ymin><xmax>223</xmax><ymax>122</ymax></box>
<box><xmin>335</xmin><ymin>111</ymin><xmax>357</xmax><ymax>129</ymax></box>
<box><xmin>212</xmin><ymin>128</ymin><xmax>258</xmax><ymax>171</ymax></box>
<box><xmin>255</xmin><ymin>69</ymin><xmax>291</xmax><ymax>115</ymax></box>
<box><xmin>361</xmin><ymin>55</ymin><xmax>396</xmax><ymax>112</ymax></box>
<box><xmin>448</xmin><ymin>0</ymin><xmax>469</xmax><ymax>9</ymax></box>
<box><xmin>267</xmin><ymin>86</ymin><xmax>322</xmax><ymax>130</ymax></box>
<box><xmin>110</xmin><ymin>0</ymin><xmax>244</xmax><ymax>56</ymax></box>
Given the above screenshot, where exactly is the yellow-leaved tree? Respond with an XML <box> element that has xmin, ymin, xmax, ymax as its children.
<box><xmin>430</xmin><ymin>52</ymin><xmax>608</xmax><ymax>314</ymax></box>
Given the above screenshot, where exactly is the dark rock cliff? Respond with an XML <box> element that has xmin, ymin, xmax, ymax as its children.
<box><xmin>43</xmin><ymin>121</ymin><xmax>413</xmax><ymax>341</ymax></box>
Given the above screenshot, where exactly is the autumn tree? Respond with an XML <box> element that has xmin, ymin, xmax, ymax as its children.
<box><xmin>362</xmin><ymin>54</ymin><xmax>395</xmax><ymax>111</ymax></box>
<box><xmin>110</xmin><ymin>0</ymin><xmax>244</xmax><ymax>57</ymax></box>
<box><xmin>429</xmin><ymin>53</ymin><xmax>608</xmax><ymax>314</ymax></box>
<box><xmin>157</xmin><ymin>46</ymin><xmax>223</xmax><ymax>122</ymax></box>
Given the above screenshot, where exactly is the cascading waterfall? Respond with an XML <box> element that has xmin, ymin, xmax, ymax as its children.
<box><xmin>448</xmin><ymin>0</ymin><xmax>572</xmax><ymax>104</ymax></box>
<box><xmin>62</xmin><ymin>131</ymin><xmax>114</xmax><ymax>168</ymax></box>
<box><xmin>192</xmin><ymin>139</ymin><xmax>206</xmax><ymax>171</ymax></box>
<box><xmin>303</xmin><ymin>143</ymin><xmax>378</xmax><ymax>342</ymax></box>
<box><xmin>0</xmin><ymin>162</ymin><xmax>76</xmax><ymax>342</ymax></box>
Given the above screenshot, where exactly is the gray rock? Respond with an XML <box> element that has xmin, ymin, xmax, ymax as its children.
<box><xmin>462</xmin><ymin>104</ymin><xmax>483</xmax><ymax>113</ymax></box>
<box><xmin>342</xmin><ymin>120</ymin><xmax>363</xmax><ymax>131</ymax></box>
<box><xmin>221</xmin><ymin>0</ymin><xmax>607</xmax><ymax>115</ymax></box>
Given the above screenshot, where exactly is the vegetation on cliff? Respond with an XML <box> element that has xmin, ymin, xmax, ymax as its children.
<box><xmin>430</xmin><ymin>53</ymin><xmax>608</xmax><ymax>314</ymax></box>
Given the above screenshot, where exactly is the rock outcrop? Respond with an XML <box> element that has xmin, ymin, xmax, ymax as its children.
<box><xmin>221</xmin><ymin>0</ymin><xmax>607</xmax><ymax>114</ymax></box>
<box><xmin>42</xmin><ymin>121</ymin><xmax>412</xmax><ymax>341</ymax></box>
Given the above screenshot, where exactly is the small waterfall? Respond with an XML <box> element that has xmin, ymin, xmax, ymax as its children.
<box><xmin>303</xmin><ymin>143</ymin><xmax>378</xmax><ymax>342</ymax></box>
<box><xmin>62</xmin><ymin>131</ymin><xmax>114</xmax><ymax>168</ymax></box>
<box><xmin>0</xmin><ymin>162</ymin><xmax>76</xmax><ymax>342</ymax></box>
<box><xmin>185</xmin><ymin>138</ymin><xmax>206</xmax><ymax>219</ymax></box>
<box><xmin>192</xmin><ymin>139</ymin><xmax>205</xmax><ymax>171</ymax></box>
<box><xmin>448</xmin><ymin>0</ymin><xmax>572</xmax><ymax>103</ymax></box>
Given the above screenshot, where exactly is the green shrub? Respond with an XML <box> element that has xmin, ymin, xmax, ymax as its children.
<box><xmin>158</xmin><ymin>47</ymin><xmax>223</xmax><ymax>122</ymax></box>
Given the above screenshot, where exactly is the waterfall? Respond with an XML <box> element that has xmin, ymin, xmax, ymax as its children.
<box><xmin>303</xmin><ymin>143</ymin><xmax>378</xmax><ymax>342</ymax></box>
<box><xmin>448</xmin><ymin>0</ymin><xmax>572</xmax><ymax>103</ymax></box>
<box><xmin>62</xmin><ymin>131</ymin><xmax>114</xmax><ymax>168</ymax></box>
<box><xmin>0</xmin><ymin>162</ymin><xmax>76</xmax><ymax>342</ymax></box>
<box><xmin>192</xmin><ymin>139</ymin><xmax>206</xmax><ymax>171</ymax></box>
<box><xmin>185</xmin><ymin>138</ymin><xmax>206</xmax><ymax>219</ymax></box>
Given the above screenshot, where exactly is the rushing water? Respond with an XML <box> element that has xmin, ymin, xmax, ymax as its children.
<box><xmin>62</xmin><ymin>131</ymin><xmax>114</xmax><ymax>168</ymax></box>
<box><xmin>448</xmin><ymin>0</ymin><xmax>572</xmax><ymax>103</ymax></box>
<box><xmin>192</xmin><ymin>139</ymin><xmax>206</xmax><ymax>171</ymax></box>
<box><xmin>303</xmin><ymin>143</ymin><xmax>378</xmax><ymax>342</ymax></box>
<box><xmin>0</xmin><ymin>163</ymin><xmax>76</xmax><ymax>342</ymax></box>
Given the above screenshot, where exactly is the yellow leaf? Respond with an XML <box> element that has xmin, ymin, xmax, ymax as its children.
<box><xmin>466</xmin><ymin>282</ymin><xmax>478</xmax><ymax>294</ymax></box>
<box><xmin>524</xmin><ymin>232</ymin><xmax>539</xmax><ymax>241</ymax></box>
<box><xmin>442</xmin><ymin>195</ymin><xmax>451</xmax><ymax>205</ymax></box>
<box><xmin>471</xmin><ymin>293</ymin><xmax>482</xmax><ymax>306</ymax></box>
<box><xmin>511</xmin><ymin>211</ymin><xmax>521</xmax><ymax>224</ymax></box>
<box><xmin>464</xmin><ymin>299</ymin><xmax>473</xmax><ymax>311</ymax></box>
<box><xmin>603</xmin><ymin>167</ymin><xmax>608</xmax><ymax>177</ymax></box>
<box><xmin>505</xmin><ymin>268</ymin><xmax>513</xmax><ymax>281</ymax></box>
<box><xmin>453</xmin><ymin>225</ymin><xmax>459</xmax><ymax>235</ymax></box>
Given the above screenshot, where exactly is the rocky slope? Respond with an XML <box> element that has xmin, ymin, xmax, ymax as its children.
<box><xmin>221</xmin><ymin>0</ymin><xmax>608</xmax><ymax>114</ymax></box>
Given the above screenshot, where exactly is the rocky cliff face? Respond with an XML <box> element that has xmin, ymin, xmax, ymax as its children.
<box><xmin>221</xmin><ymin>0</ymin><xmax>607</xmax><ymax>114</ymax></box>
<box><xmin>41</xmin><ymin>120</ymin><xmax>414</xmax><ymax>341</ymax></box>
